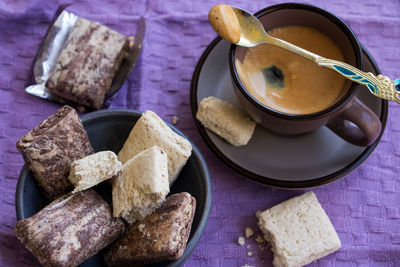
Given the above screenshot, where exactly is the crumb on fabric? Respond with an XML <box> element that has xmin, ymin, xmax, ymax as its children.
<box><xmin>238</xmin><ymin>236</ymin><xmax>245</xmax><ymax>246</ymax></box>
<box><xmin>245</xmin><ymin>227</ymin><xmax>254</xmax><ymax>238</ymax></box>
<box><xmin>172</xmin><ymin>115</ymin><xmax>178</xmax><ymax>125</ymax></box>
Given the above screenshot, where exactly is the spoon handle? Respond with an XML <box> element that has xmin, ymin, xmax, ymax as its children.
<box><xmin>265</xmin><ymin>36</ymin><xmax>320</xmax><ymax>63</ymax></box>
<box><xmin>317</xmin><ymin>58</ymin><xmax>400</xmax><ymax>103</ymax></box>
<box><xmin>265</xmin><ymin>36</ymin><xmax>400</xmax><ymax>103</ymax></box>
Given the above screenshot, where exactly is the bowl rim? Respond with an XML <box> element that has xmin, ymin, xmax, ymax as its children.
<box><xmin>229</xmin><ymin>2</ymin><xmax>363</xmax><ymax>120</ymax></box>
<box><xmin>15</xmin><ymin>109</ymin><xmax>213</xmax><ymax>267</ymax></box>
<box><xmin>190</xmin><ymin>34</ymin><xmax>388</xmax><ymax>189</ymax></box>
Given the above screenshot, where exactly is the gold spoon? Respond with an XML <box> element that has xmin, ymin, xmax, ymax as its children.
<box><xmin>209</xmin><ymin>4</ymin><xmax>400</xmax><ymax>103</ymax></box>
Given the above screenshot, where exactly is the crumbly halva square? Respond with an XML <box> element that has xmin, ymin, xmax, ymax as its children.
<box><xmin>256</xmin><ymin>192</ymin><xmax>341</xmax><ymax>267</ymax></box>
<box><xmin>196</xmin><ymin>96</ymin><xmax>256</xmax><ymax>146</ymax></box>
<box><xmin>69</xmin><ymin>151</ymin><xmax>122</xmax><ymax>193</ymax></box>
<box><xmin>118</xmin><ymin>110</ymin><xmax>192</xmax><ymax>186</ymax></box>
<box><xmin>113</xmin><ymin>146</ymin><xmax>169</xmax><ymax>224</ymax></box>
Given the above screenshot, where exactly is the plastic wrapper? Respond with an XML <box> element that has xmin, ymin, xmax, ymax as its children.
<box><xmin>25</xmin><ymin>8</ymin><xmax>145</xmax><ymax>111</ymax></box>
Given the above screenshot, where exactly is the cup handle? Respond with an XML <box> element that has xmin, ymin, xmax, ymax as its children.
<box><xmin>326</xmin><ymin>97</ymin><xmax>382</xmax><ymax>146</ymax></box>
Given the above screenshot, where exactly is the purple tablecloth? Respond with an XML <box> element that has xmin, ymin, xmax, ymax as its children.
<box><xmin>1</xmin><ymin>0</ymin><xmax>399</xmax><ymax>266</ymax></box>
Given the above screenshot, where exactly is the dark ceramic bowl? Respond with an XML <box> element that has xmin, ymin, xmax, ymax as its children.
<box><xmin>229</xmin><ymin>3</ymin><xmax>363</xmax><ymax>135</ymax></box>
<box><xmin>15</xmin><ymin>109</ymin><xmax>212</xmax><ymax>267</ymax></box>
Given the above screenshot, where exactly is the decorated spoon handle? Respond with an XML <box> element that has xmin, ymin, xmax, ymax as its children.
<box><xmin>317</xmin><ymin>58</ymin><xmax>400</xmax><ymax>103</ymax></box>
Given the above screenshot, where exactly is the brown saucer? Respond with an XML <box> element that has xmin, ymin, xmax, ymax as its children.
<box><xmin>190</xmin><ymin>37</ymin><xmax>388</xmax><ymax>189</ymax></box>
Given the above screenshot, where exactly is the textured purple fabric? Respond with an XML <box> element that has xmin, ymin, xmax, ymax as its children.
<box><xmin>1</xmin><ymin>0</ymin><xmax>399</xmax><ymax>266</ymax></box>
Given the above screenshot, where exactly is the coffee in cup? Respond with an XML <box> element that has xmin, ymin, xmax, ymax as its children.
<box><xmin>235</xmin><ymin>25</ymin><xmax>346</xmax><ymax>115</ymax></box>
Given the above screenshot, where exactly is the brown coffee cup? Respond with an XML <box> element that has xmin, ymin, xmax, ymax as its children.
<box><xmin>229</xmin><ymin>3</ymin><xmax>381</xmax><ymax>147</ymax></box>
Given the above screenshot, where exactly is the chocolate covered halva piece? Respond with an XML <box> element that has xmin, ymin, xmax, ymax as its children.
<box><xmin>46</xmin><ymin>17</ymin><xmax>129</xmax><ymax>109</ymax></box>
<box><xmin>16</xmin><ymin>105</ymin><xmax>94</xmax><ymax>200</ymax></box>
<box><xmin>105</xmin><ymin>192</ymin><xmax>196</xmax><ymax>266</ymax></box>
<box><xmin>14</xmin><ymin>190</ymin><xmax>125</xmax><ymax>267</ymax></box>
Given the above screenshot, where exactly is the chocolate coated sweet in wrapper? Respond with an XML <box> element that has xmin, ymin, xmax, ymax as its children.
<box><xmin>14</xmin><ymin>190</ymin><xmax>125</xmax><ymax>267</ymax></box>
<box><xmin>104</xmin><ymin>192</ymin><xmax>196</xmax><ymax>266</ymax></box>
<box><xmin>46</xmin><ymin>17</ymin><xmax>129</xmax><ymax>109</ymax></box>
<box><xmin>16</xmin><ymin>105</ymin><xmax>94</xmax><ymax>200</ymax></box>
<box><xmin>25</xmin><ymin>10</ymin><xmax>145</xmax><ymax>110</ymax></box>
